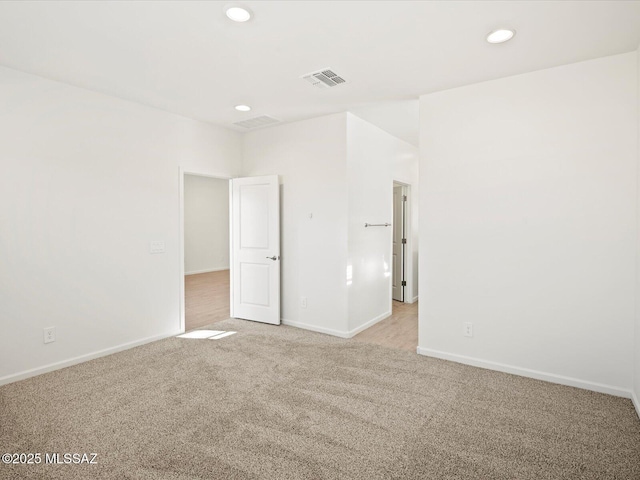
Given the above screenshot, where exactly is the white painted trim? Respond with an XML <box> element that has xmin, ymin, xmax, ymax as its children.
<box><xmin>633</xmin><ymin>390</ymin><xmax>640</xmax><ymax>420</ymax></box>
<box><xmin>417</xmin><ymin>347</ymin><xmax>632</xmax><ymax>399</ymax></box>
<box><xmin>282</xmin><ymin>319</ymin><xmax>351</xmax><ymax>339</ymax></box>
<box><xmin>348</xmin><ymin>311</ymin><xmax>391</xmax><ymax>338</ymax></box>
<box><xmin>179</xmin><ymin>169</ymin><xmax>233</xmax><ymax>333</ymax></box>
<box><xmin>229</xmin><ymin>178</ymin><xmax>234</xmax><ymax>319</ymax></box>
<box><xmin>409</xmin><ymin>295</ymin><xmax>419</xmax><ymax>304</ymax></box>
<box><xmin>402</xmin><ymin>183</ymin><xmax>413</xmax><ymax>305</ymax></box>
<box><xmin>283</xmin><ymin>311</ymin><xmax>391</xmax><ymax>339</ymax></box>
<box><xmin>393</xmin><ymin>181</ymin><xmax>413</xmax><ymax>304</ymax></box>
<box><xmin>179</xmin><ymin>167</ymin><xmax>186</xmax><ymax>334</ymax></box>
<box><xmin>185</xmin><ymin>266</ymin><xmax>229</xmax><ymax>276</ymax></box>
<box><xmin>0</xmin><ymin>331</ymin><xmax>180</xmax><ymax>387</ymax></box>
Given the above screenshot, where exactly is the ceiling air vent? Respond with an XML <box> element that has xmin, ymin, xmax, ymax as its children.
<box><xmin>302</xmin><ymin>68</ymin><xmax>347</xmax><ymax>89</ymax></box>
<box><xmin>233</xmin><ymin>115</ymin><xmax>280</xmax><ymax>129</ymax></box>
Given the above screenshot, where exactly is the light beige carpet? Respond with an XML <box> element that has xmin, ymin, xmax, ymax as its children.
<box><xmin>1</xmin><ymin>318</ymin><xmax>639</xmax><ymax>479</ymax></box>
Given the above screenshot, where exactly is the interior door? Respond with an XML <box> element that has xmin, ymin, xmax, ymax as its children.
<box><xmin>392</xmin><ymin>185</ymin><xmax>405</xmax><ymax>302</ymax></box>
<box><xmin>230</xmin><ymin>175</ymin><xmax>280</xmax><ymax>325</ymax></box>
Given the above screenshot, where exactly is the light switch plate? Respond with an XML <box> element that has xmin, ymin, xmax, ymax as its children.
<box><xmin>150</xmin><ymin>241</ymin><xmax>165</xmax><ymax>254</ymax></box>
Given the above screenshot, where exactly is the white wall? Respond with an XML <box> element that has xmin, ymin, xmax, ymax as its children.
<box><xmin>0</xmin><ymin>66</ymin><xmax>242</xmax><ymax>383</ymax></box>
<box><xmin>346</xmin><ymin>113</ymin><xmax>419</xmax><ymax>333</ymax></box>
<box><xmin>419</xmin><ymin>52</ymin><xmax>637</xmax><ymax>396</ymax></box>
<box><xmin>346</xmin><ymin>114</ymin><xmax>393</xmax><ymax>332</ymax></box>
<box><xmin>242</xmin><ymin>114</ymin><xmax>350</xmax><ymax>337</ymax></box>
<box><xmin>184</xmin><ymin>175</ymin><xmax>229</xmax><ymax>275</ymax></box>
<box><xmin>242</xmin><ymin>112</ymin><xmax>419</xmax><ymax>337</ymax></box>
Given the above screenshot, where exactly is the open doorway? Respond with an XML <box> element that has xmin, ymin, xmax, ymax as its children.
<box><xmin>181</xmin><ymin>173</ymin><xmax>231</xmax><ymax>332</ymax></box>
<box><xmin>352</xmin><ymin>180</ymin><xmax>418</xmax><ymax>352</ymax></box>
<box><xmin>392</xmin><ymin>183</ymin><xmax>407</xmax><ymax>302</ymax></box>
<box><xmin>392</xmin><ymin>180</ymin><xmax>417</xmax><ymax>305</ymax></box>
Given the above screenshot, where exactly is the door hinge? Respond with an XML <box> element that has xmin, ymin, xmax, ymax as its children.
<box><xmin>401</xmin><ymin>238</ymin><xmax>407</xmax><ymax>244</ymax></box>
<box><xmin>402</xmin><ymin>195</ymin><xmax>407</xmax><ymax>202</ymax></box>
<box><xmin>401</xmin><ymin>280</ymin><xmax>407</xmax><ymax>286</ymax></box>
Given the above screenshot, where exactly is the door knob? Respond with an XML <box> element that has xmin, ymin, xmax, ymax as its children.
<box><xmin>266</xmin><ymin>256</ymin><xmax>279</xmax><ymax>261</ymax></box>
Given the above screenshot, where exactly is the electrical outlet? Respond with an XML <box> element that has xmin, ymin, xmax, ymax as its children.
<box><xmin>300</xmin><ymin>297</ymin><xmax>307</xmax><ymax>308</ymax></box>
<box><xmin>44</xmin><ymin>327</ymin><xmax>56</xmax><ymax>344</ymax></box>
<box><xmin>463</xmin><ymin>322</ymin><xmax>473</xmax><ymax>337</ymax></box>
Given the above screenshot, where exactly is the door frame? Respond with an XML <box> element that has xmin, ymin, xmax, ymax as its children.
<box><xmin>392</xmin><ymin>180</ymin><xmax>415</xmax><ymax>304</ymax></box>
<box><xmin>178</xmin><ymin>167</ymin><xmax>233</xmax><ymax>333</ymax></box>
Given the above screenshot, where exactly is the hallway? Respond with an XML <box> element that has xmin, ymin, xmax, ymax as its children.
<box><xmin>184</xmin><ymin>270</ymin><xmax>230</xmax><ymax>331</ymax></box>
<box><xmin>353</xmin><ymin>301</ymin><xmax>418</xmax><ymax>352</ymax></box>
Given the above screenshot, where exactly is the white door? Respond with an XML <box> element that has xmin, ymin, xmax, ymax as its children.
<box><xmin>392</xmin><ymin>185</ymin><xmax>406</xmax><ymax>302</ymax></box>
<box><xmin>230</xmin><ymin>175</ymin><xmax>280</xmax><ymax>325</ymax></box>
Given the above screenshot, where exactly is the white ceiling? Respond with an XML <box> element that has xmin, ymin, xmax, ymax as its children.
<box><xmin>1</xmin><ymin>1</ymin><xmax>639</xmax><ymax>146</ymax></box>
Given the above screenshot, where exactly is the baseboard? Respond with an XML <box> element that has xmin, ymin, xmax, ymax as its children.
<box><xmin>185</xmin><ymin>267</ymin><xmax>229</xmax><ymax>275</ymax></box>
<box><xmin>633</xmin><ymin>391</ymin><xmax>640</xmax><ymax>420</ymax></box>
<box><xmin>0</xmin><ymin>331</ymin><xmax>180</xmax><ymax>387</ymax></box>
<box><xmin>408</xmin><ymin>295</ymin><xmax>418</xmax><ymax>304</ymax></box>
<box><xmin>282</xmin><ymin>319</ymin><xmax>351</xmax><ymax>338</ymax></box>
<box><xmin>347</xmin><ymin>311</ymin><xmax>391</xmax><ymax>338</ymax></box>
<box><xmin>283</xmin><ymin>311</ymin><xmax>391</xmax><ymax>340</ymax></box>
<box><xmin>417</xmin><ymin>347</ymin><xmax>632</xmax><ymax>399</ymax></box>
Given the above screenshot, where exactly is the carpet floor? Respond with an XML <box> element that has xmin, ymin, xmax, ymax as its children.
<box><xmin>1</xmin><ymin>318</ymin><xmax>639</xmax><ymax>479</ymax></box>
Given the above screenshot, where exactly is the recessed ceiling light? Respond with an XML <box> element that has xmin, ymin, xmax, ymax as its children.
<box><xmin>486</xmin><ymin>29</ymin><xmax>516</xmax><ymax>44</ymax></box>
<box><xmin>235</xmin><ymin>104</ymin><xmax>251</xmax><ymax>112</ymax></box>
<box><xmin>225</xmin><ymin>5</ymin><xmax>252</xmax><ymax>23</ymax></box>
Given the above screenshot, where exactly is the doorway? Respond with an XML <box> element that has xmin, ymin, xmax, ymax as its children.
<box><xmin>352</xmin><ymin>180</ymin><xmax>418</xmax><ymax>352</ymax></box>
<box><xmin>392</xmin><ymin>183</ymin><xmax>407</xmax><ymax>302</ymax></box>
<box><xmin>180</xmin><ymin>172</ymin><xmax>231</xmax><ymax>332</ymax></box>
